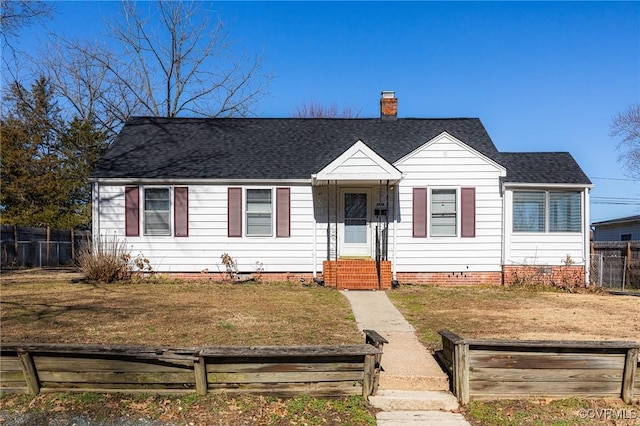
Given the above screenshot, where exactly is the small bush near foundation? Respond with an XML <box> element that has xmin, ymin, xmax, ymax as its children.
<box><xmin>76</xmin><ymin>236</ymin><xmax>131</xmax><ymax>283</ymax></box>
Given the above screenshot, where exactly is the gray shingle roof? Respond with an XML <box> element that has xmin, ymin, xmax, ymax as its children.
<box><xmin>91</xmin><ymin>117</ymin><xmax>591</xmax><ymax>185</ymax></box>
<box><xmin>497</xmin><ymin>152</ymin><xmax>591</xmax><ymax>185</ymax></box>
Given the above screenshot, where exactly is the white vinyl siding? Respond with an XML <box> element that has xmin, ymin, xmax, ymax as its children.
<box><xmin>392</xmin><ymin>133</ymin><xmax>506</xmax><ymax>273</ymax></box>
<box><xmin>96</xmin><ymin>183</ymin><xmax>318</xmax><ymax>273</ymax></box>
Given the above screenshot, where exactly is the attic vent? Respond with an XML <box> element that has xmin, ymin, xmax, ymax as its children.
<box><xmin>380</xmin><ymin>91</ymin><xmax>397</xmax><ymax>121</ymax></box>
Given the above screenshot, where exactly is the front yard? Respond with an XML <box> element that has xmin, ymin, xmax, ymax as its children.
<box><xmin>1</xmin><ymin>270</ymin><xmax>639</xmax><ymax>425</ymax></box>
<box><xmin>387</xmin><ymin>284</ymin><xmax>640</xmax><ymax>351</ymax></box>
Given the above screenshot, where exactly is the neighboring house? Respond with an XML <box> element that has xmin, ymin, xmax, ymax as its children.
<box><xmin>91</xmin><ymin>91</ymin><xmax>592</xmax><ymax>289</ymax></box>
<box><xmin>592</xmin><ymin>215</ymin><xmax>640</xmax><ymax>241</ymax></box>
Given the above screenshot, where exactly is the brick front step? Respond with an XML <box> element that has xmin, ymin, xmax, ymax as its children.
<box><xmin>323</xmin><ymin>259</ymin><xmax>391</xmax><ymax>290</ymax></box>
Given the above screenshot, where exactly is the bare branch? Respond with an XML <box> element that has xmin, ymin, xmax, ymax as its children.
<box><xmin>611</xmin><ymin>103</ymin><xmax>640</xmax><ymax>179</ymax></box>
<box><xmin>293</xmin><ymin>99</ymin><xmax>362</xmax><ymax>118</ymax></box>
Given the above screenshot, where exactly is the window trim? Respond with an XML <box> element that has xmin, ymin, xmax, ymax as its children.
<box><xmin>512</xmin><ymin>190</ymin><xmax>582</xmax><ymax>234</ymax></box>
<box><xmin>143</xmin><ymin>186</ymin><xmax>172</xmax><ymax>236</ymax></box>
<box><xmin>430</xmin><ymin>187</ymin><xmax>458</xmax><ymax>238</ymax></box>
<box><xmin>245</xmin><ymin>187</ymin><xmax>274</xmax><ymax>237</ymax></box>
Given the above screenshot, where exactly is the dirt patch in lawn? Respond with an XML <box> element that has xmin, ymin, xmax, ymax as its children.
<box><xmin>0</xmin><ymin>269</ymin><xmax>361</xmax><ymax>346</ymax></box>
<box><xmin>388</xmin><ymin>285</ymin><xmax>640</xmax><ymax>350</ymax></box>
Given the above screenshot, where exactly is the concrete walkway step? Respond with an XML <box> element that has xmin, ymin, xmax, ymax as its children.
<box><xmin>368</xmin><ymin>390</ymin><xmax>459</xmax><ymax>412</ymax></box>
<box><xmin>379</xmin><ymin>373</ymin><xmax>450</xmax><ymax>392</ymax></box>
<box><xmin>376</xmin><ymin>410</ymin><xmax>470</xmax><ymax>426</ymax></box>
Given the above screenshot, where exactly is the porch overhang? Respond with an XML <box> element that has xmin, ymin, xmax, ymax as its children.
<box><xmin>311</xmin><ymin>140</ymin><xmax>403</xmax><ymax>185</ymax></box>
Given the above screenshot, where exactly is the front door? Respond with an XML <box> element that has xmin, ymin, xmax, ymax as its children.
<box><xmin>340</xmin><ymin>189</ymin><xmax>371</xmax><ymax>257</ymax></box>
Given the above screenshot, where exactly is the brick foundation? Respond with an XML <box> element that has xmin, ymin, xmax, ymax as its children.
<box><xmin>323</xmin><ymin>260</ymin><xmax>392</xmax><ymax>290</ymax></box>
<box><xmin>158</xmin><ymin>271</ymin><xmax>316</xmax><ymax>284</ymax></box>
<box><xmin>502</xmin><ymin>265</ymin><xmax>585</xmax><ymax>287</ymax></box>
<box><xmin>395</xmin><ymin>271</ymin><xmax>502</xmax><ymax>286</ymax></box>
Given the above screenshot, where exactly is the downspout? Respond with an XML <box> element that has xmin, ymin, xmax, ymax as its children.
<box><xmin>313</xmin><ymin>186</ymin><xmax>317</xmax><ymax>278</ymax></box>
<box><xmin>335</xmin><ymin>180</ymin><xmax>339</xmax><ymax>261</ymax></box>
<box><xmin>92</xmin><ymin>181</ymin><xmax>100</xmax><ymax>252</ymax></box>
<box><xmin>392</xmin><ymin>184</ymin><xmax>398</xmax><ymax>283</ymax></box>
<box><xmin>584</xmin><ymin>188</ymin><xmax>591</xmax><ymax>285</ymax></box>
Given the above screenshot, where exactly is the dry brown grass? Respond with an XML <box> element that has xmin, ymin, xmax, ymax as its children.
<box><xmin>388</xmin><ymin>285</ymin><xmax>640</xmax><ymax>351</ymax></box>
<box><xmin>0</xmin><ymin>269</ymin><xmax>361</xmax><ymax>346</ymax></box>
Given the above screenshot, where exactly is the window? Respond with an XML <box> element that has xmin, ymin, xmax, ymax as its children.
<box><xmin>144</xmin><ymin>188</ymin><xmax>171</xmax><ymax>235</ymax></box>
<box><xmin>513</xmin><ymin>191</ymin><xmax>581</xmax><ymax>233</ymax></box>
<box><xmin>246</xmin><ymin>189</ymin><xmax>272</xmax><ymax>236</ymax></box>
<box><xmin>431</xmin><ymin>189</ymin><xmax>457</xmax><ymax>237</ymax></box>
<box><xmin>549</xmin><ymin>192</ymin><xmax>581</xmax><ymax>232</ymax></box>
<box><xmin>621</xmin><ymin>234</ymin><xmax>632</xmax><ymax>241</ymax></box>
<box><xmin>513</xmin><ymin>192</ymin><xmax>545</xmax><ymax>232</ymax></box>
<box><xmin>412</xmin><ymin>187</ymin><xmax>476</xmax><ymax>238</ymax></box>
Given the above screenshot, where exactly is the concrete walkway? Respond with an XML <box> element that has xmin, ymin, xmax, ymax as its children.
<box><xmin>341</xmin><ymin>290</ymin><xmax>470</xmax><ymax>426</ymax></box>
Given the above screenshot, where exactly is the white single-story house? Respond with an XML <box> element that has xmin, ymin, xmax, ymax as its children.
<box><xmin>592</xmin><ymin>215</ymin><xmax>640</xmax><ymax>241</ymax></box>
<box><xmin>91</xmin><ymin>91</ymin><xmax>593</xmax><ymax>289</ymax></box>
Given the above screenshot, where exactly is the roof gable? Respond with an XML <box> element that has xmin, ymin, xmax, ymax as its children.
<box><xmin>394</xmin><ymin>131</ymin><xmax>506</xmax><ymax>175</ymax></box>
<box><xmin>313</xmin><ymin>140</ymin><xmax>402</xmax><ymax>182</ymax></box>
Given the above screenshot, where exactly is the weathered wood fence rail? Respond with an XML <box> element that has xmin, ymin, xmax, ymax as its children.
<box><xmin>438</xmin><ymin>330</ymin><xmax>639</xmax><ymax>405</ymax></box>
<box><xmin>0</xmin><ymin>340</ymin><xmax>382</xmax><ymax>398</ymax></box>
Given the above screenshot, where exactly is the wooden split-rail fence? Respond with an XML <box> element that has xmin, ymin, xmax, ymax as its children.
<box><xmin>438</xmin><ymin>330</ymin><xmax>640</xmax><ymax>405</ymax></box>
<box><xmin>1</xmin><ymin>331</ymin><xmax>387</xmax><ymax>398</ymax></box>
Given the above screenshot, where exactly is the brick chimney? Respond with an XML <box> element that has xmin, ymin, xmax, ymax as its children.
<box><xmin>380</xmin><ymin>91</ymin><xmax>397</xmax><ymax>121</ymax></box>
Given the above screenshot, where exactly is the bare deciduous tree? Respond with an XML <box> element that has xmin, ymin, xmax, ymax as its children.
<box><xmin>40</xmin><ymin>0</ymin><xmax>270</xmax><ymax>137</ymax></box>
<box><xmin>0</xmin><ymin>0</ymin><xmax>54</xmax><ymax>48</ymax></box>
<box><xmin>611</xmin><ymin>103</ymin><xmax>640</xmax><ymax>179</ymax></box>
<box><xmin>294</xmin><ymin>99</ymin><xmax>361</xmax><ymax>118</ymax></box>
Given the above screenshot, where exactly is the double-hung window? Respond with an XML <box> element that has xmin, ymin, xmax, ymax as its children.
<box><xmin>144</xmin><ymin>188</ymin><xmax>171</xmax><ymax>235</ymax></box>
<box><xmin>431</xmin><ymin>189</ymin><xmax>457</xmax><ymax>237</ymax></box>
<box><xmin>246</xmin><ymin>189</ymin><xmax>272</xmax><ymax>236</ymax></box>
<box><xmin>513</xmin><ymin>190</ymin><xmax>581</xmax><ymax>233</ymax></box>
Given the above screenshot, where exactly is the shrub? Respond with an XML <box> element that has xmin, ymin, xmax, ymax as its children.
<box><xmin>76</xmin><ymin>235</ymin><xmax>131</xmax><ymax>283</ymax></box>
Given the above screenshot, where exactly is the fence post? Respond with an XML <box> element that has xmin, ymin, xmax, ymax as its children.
<box><xmin>13</xmin><ymin>225</ymin><xmax>18</xmax><ymax>264</ymax></box>
<box><xmin>598</xmin><ymin>253</ymin><xmax>603</xmax><ymax>287</ymax></box>
<box><xmin>454</xmin><ymin>342</ymin><xmax>470</xmax><ymax>405</ymax></box>
<box><xmin>71</xmin><ymin>229</ymin><xmax>75</xmax><ymax>261</ymax></box>
<box><xmin>17</xmin><ymin>351</ymin><xmax>41</xmax><ymax>395</ymax></box>
<box><xmin>622</xmin><ymin>347</ymin><xmax>638</xmax><ymax>404</ymax></box>
<box><xmin>626</xmin><ymin>242</ymin><xmax>632</xmax><ymax>289</ymax></box>
<box><xmin>46</xmin><ymin>226</ymin><xmax>51</xmax><ymax>267</ymax></box>
<box><xmin>194</xmin><ymin>356</ymin><xmax>208</xmax><ymax>395</ymax></box>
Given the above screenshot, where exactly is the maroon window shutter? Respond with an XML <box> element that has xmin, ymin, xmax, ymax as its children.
<box><xmin>461</xmin><ymin>187</ymin><xmax>476</xmax><ymax>238</ymax></box>
<box><xmin>412</xmin><ymin>187</ymin><xmax>428</xmax><ymax>238</ymax></box>
<box><xmin>125</xmin><ymin>186</ymin><xmax>140</xmax><ymax>237</ymax></box>
<box><xmin>174</xmin><ymin>187</ymin><xmax>189</xmax><ymax>237</ymax></box>
<box><xmin>276</xmin><ymin>187</ymin><xmax>291</xmax><ymax>238</ymax></box>
<box><xmin>228</xmin><ymin>187</ymin><xmax>242</xmax><ymax>237</ymax></box>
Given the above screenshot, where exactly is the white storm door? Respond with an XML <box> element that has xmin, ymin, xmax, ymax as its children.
<box><xmin>340</xmin><ymin>190</ymin><xmax>371</xmax><ymax>257</ymax></box>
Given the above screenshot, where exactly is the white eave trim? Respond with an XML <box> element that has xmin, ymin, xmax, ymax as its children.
<box><xmin>90</xmin><ymin>177</ymin><xmax>313</xmax><ymax>185</ymax></box>
<box><xmin>502</xmin><ymin>182</ymin><xmax>594</xmax><ymax>190</ymax></box>
<box><xmin>502</xmin><ymin>182</ymin><xmax>594</xmax><ymax>195</ymax></box>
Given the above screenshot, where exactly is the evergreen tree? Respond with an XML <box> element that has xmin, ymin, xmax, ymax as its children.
<box><xmin>1</xmin><ymin>77</ymin><xmax>107</xmax><ymax>229</ymax></box>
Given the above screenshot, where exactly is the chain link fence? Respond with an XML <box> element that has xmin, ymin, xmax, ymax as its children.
<box><xmin>590</xmin><ymin>254</ymin><xmax>627</xmax><ymax>290</ymax></box>
<box><xmin>1</xmin><ymin>225</ymin><xmax>90</xmax><ymax>269</ymax></box>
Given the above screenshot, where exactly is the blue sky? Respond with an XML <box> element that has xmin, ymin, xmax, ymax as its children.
<box><xmin>9</xmin><ymin>1</ymin><xmax>640</xmax><ymax>222</ymax></box>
